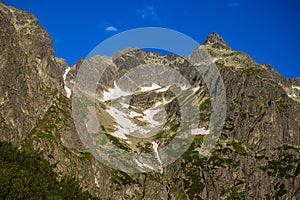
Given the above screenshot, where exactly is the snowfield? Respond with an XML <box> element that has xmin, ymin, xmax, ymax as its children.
<box><xmin>63</xmin><ymin>67</ymin><xmax>72</xmax><ymax>98</ymax></box>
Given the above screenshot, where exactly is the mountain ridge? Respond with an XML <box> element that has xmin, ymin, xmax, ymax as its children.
<box><xmin>0</xmin><ymin>2</ymin><xmax>299</xmax><ymax>199</ymax></box>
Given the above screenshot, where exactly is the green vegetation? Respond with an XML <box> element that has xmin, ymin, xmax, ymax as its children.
<box><xmin>242</xmin><ymin>67</ymin><xmax>260</xmax><ymax>76</ymax></box>
<box><xmin>180</xmin><ymin>142</ymin><xmax>206</xmax><ymax>198</ymax></box>
<box><xmin>198</xmin><ymin>98</ymin><xmax>211</xmax><ymax>122</ymax></box>
<box><xmin>199</xmin><ymin>98</ymin><xmax>211</xmax><ymax>111</ymax></box>
<box><xmin>101</xmin><ymin>126</ymin><xmax>130</xmax><ymax>151</ymax></box>
<box><xmin>229</xmin><ymin>140</ymin><xmax>248</xmax><ymax>156</ymax></box>
<box><xmin>110</xmin><ymin>169</ymin><xmax>140</xmax><ymax>187</ymax></box>
<box><xmin>208</xmin><ymin>151</ymin><xmax>235</xmax><ymax>168</ymax></box>
<box><xmin>145</xmin><ymin>171</ymin><xmax>162</xmax><ymax>181</ymax></box>
<box><xmin>29</xmin><ymin>96</ymin><xmax>72</xmax><ymax>142</ymax></box>
<box><xmin>221</xmin><ymin>187</ymin><xmax>246</xmax><ymax>200</ymax></box>
<box><xmin>106</xmin><ymin>134</ymin><xmax>131</xmax><ymax>151</ymax></box>
<box><xmin>155</xmin><ymin>130</ymin><xmax>166</xmax><ymax>139</ymax></box>
<box><xmin>80</xmin><ymin>151</ymin><xmax>93</xmax><ymax>161</ymax></box>
<box><xmin>275</xmin><ymin>183</ymin><xmax>287</xmax><ymax>198</ymax></box>
<box><xmin>275</xmin><ymin>98</ymin><xmax>291</xmax><ymax>113</ymax></box>
<box><xmin>170</xmin><ymin>123</ymin><xmax>180</xmax><ymax>132</ymax></box>
<box><xmin>136</xmin><ymin>142</ymin><xmax>152</xmax><ymax>153</ymax></box>
<box><xmin>0</xmin><ymin>141</ymin><xmax>97</xmax><ymax>199</ymax></box>
<box><xmin>215</xmin><ymin>59</ymin><xmax>225</xmax><ymax>66</ymax></box>
<box><xmin>260</xmin><ymin>145</ymin><xmax>299</xmax><ymax>178</ymax></box>
<box><xmin>199</xmin><ymin>112</ymin><xmax>210</xmax><ymax>121</ymax></box>
<box><xmin>185</xmin><ymin>180</ymin><xmax>205</xmax><ymax>199</ymax></box>
<box><xmin>36</xmin><ymin>132</ymin><xmax>54</xmax><ymax>139</ymax></box>
<box><xmin>179</xmin><ymin>137</ymin><xmax>250</xmax><ymax>199</ymax></box>
<box><xmin>265</xmin><ymin>183</ymin><xmax>288</xmax><ymax>199</ymax></box>
<box><xmin>0</xmin><ymin>113</ymin><xmax>9</xmax><ymax>130</ymax></box>
<box><xmin>193</xmin><ymin>136</ymin><xmax>204</xmax><ymax>145</ymax></box>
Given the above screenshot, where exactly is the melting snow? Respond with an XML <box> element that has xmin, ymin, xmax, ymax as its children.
<box><xmin>106</xmin><ymin>98</ymin><xmax>170</xmax><ymax>139</ymax></box>
<box><xmin>180</xmin><ymin>85</ymin><xmax>190</xmax><ymax>91</ymax></box>
<box><xmin>212</xmin><ymin>57</ymin><xmax>222</xmax><ymax>63</ymax></box>
<box><xmin>156</xmin><ymin>85</ymin><xmax>170</xmax><ymax>93</ymax></box>
<box><xmin>192</xmin><ymin>86</ymin><xmax>200</xmax><ymax>93</ymax></box>
<box><xmin>134</xmin><ymin>157</ymin><xmax>154</xmax><ymax>171</ymax></box>
<box><xmin>140</xmin><ymin>83</ymin><xmax>161</xmax><ymax>92</ymax></box>
<box><xmin>152</xmin><ymin>141</ymin><xmax>163</xmax><ymax>174</ymax></box>
<box><xmin>212</xmin><ymin>58</ymin><xmax>218</xmax><ymax>63</ymax></box>
<box><xmin>100</xmin><ymin>82</ymin><xmax>193</xmax><ymax>143</ymax></box>
<box><xmin>135</xmin><ymin>158</ymin><xmax>145</xmax><ymax>169</ymax></box>
<box><xmin>102</xmin><ymin>81</ymin><xmax>131</xmax><ymax>102</ymax></box>
<box><xmin>142</xmin><ymin>102</ymin><xmax>165</xmax><ymax>126</ymax></box>
<box><xmin>129</xmin><ymin>111</ymin><xmax>143</xmax><ymax>118</ymax></box>
<box><xmin>139</xmin><ymin>84</ymin><xmax>191</xmax><ymax>93</ymax></box>
<box><xmin>107</xmin><ymin>106</ymin><xmax>145</xmax><ymax>138</ymax></box>
<box><xmin>191</xmin><ymin>127</ymin><xmax>210</xmax><ymax>135</ymax></box>
<box><xmin>120</xmin><ymin>102</ymin><xmax>130</xmax><ymax>108</ymax></box>
<box><xmin>105</xmin><ymin>106</ymin><xmax>133</xmax><ymax>139</ymax></box>
<box><xmin>63</xmin><ymin>67</ymin><xmax>72</xmax><ymax>98</ymax></box>
<box><xmin>288</xmin><ymin>94</ymin><xmax>297</xmax><ymax>98</ymax></box>
<box><xmin>292</xmin><ymin>85</ymin><xmax>300</xmax><ymax>90</ymax></box>
<box><xmin>287</xmin><ymin>85</ymin><xmax>300</xmax><ymax>98</ymax></box>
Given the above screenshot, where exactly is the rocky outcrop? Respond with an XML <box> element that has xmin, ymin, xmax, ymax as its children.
<box><xmin>0</xmin><ymin>3</ymin><xmax>64</xmax><ymax>145</ymax></box>
<box><xmin>204</xmin><ymin>32</ymin><xmax>232</xmax><ymax>51</ymax></box>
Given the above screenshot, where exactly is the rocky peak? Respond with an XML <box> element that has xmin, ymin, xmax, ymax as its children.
<box><xmin>204</xmin><ymin>32</ymin><xmax>232</xmax><ymax>50</ymax></box>
<box><xmin>0</xmin><ymin>3</ymin><xmax>65</xmax><ymax>145</ymax></box>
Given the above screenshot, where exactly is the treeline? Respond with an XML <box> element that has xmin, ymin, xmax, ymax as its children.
<box><xmin>0</xmin><ymin>141</ymin><xmax>98</xmax><ymax>199</ymax></box>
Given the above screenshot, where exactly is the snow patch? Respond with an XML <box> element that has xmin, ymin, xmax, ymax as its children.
<box><xmin>140</xmin><ymin>83</ymin><xmax>161</xmax><ymax>92</ymax></box>
<box><xmin>120</xmin><ymin>102</ymin><xmax>130</xmax><ymax>108</ymax></box>
<box><xmin>63</xmin><ymin>67</ymin><xmax>72</xmax><ymax>98</ymax></box>
<box><xmin>106</xmin><ymin>98</ymin><xmax>170</xmax><ymax>139</ymax></box>
<box><xmin>135</xmin><ymin>158</ymin><xmax>144</xmax><ymax>169</ymax></box>
<box><xmin>105</xmin><ymin>106</ymin><xmax>133</xmax><ymax>139</ymax></box>
<box><xmin>156</xmin><ymin>86</ymin><xmax>170</xmax><ymax>93</ymax></box>
<box><xmin>152</xmin><ymin>142</ymin><xmax>163</xmax><ymax>174</ymax></box>
<box><xmin>106</xmin><ymin>105</ymin><xmax>157</xmax><ymax>139</ymax></box>
<box><xmin>180</xmin><ymin>85</ymin><xmax>189</xmax><ymax>91</ymax></box>
<box><xmin>292</xmin><ymin>85</ymin><xmax>300</xmax><ymax>90</ymax></box>
<box><xmin>191</xmin><ymin>127</ymin><xmax>210</xmax><ymax>135</ymax></box>
<box><xmin>288</xmin><ymin>94</ymin><xmax>297</xmax><ymax>98</ymax></box>
<box><xmin>142</xmin><ymin>102</ymin><xmax>165</xmax><ymax>126</ymax></box>
<box><xmin>192</xmin><ymin>86</ymin><xmax>200</xmax><ymax>93</ymax></box>
<box><xmin>212</xmin><ymin>57</ymin><xmax>222</xmax><ymax>63</ymax></box>
<box><xmin>129</xmin><ymin>111</ymin><xmax>143</xmax><ymax>118</ymax></box>
<box><xmin>134</xmin><ymin>157</ymin><xmax>154</xmax><ymax>171</ymax></box>
<box><xmin>102</xmin><ymin>81</ymin><xmax>131</xmax><ymax>102</ymax></box>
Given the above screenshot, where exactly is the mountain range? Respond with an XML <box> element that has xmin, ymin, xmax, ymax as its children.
<box><xmin>0</xmin><ymin>2</ymin><xmax>299</xmax><ymax>199</ymax></box>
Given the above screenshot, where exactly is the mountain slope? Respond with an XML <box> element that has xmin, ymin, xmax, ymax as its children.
<box><xmin>0</xmin><ymin>2</ymin><xmax>299</xmax><ymax>199</ymax></box>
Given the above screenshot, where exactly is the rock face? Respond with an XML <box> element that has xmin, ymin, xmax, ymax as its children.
<box><xmin>0</xmin><ymin>3</ymin><xmax>65</xmax><ymax>145</ymax></box>
<box><xmin>204</xmin><ymin>32</ymin><xmax>232</xmax><ymax>51</ymax></box>
<box><xmin>0</xmin><ymin>2</ymin><xmax>300</xmax><ymax>199</ymax></box>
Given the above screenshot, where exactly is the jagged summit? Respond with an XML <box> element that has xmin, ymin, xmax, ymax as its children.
<box><xmin>204</xmin><ymin>32</ymin><xmax>232</xmax><ymax>50</ymax></box>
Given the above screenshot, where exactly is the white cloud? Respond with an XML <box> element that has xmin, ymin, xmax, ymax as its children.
<box><xmin>136</xmin><ymin>6</ymin><xmax>159</xmax><ymax>21</ymax></box>
<box><xmin>105</xmin><ymin>26</ymin><xmax>118</xmax><ymax>32</ymax></box>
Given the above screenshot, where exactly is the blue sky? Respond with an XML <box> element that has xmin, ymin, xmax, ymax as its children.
<box><xmin>3</xmin><ymin>0</ymin><xmax>300</xmax><ymax>78</ymax></box>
